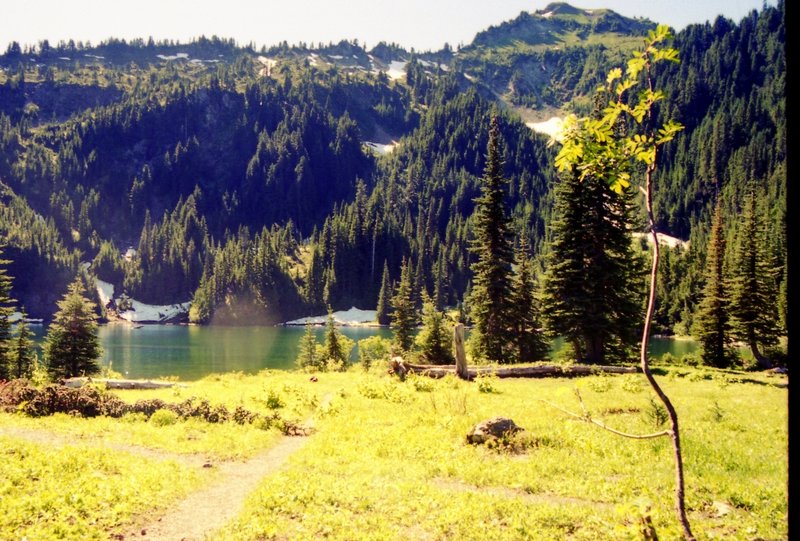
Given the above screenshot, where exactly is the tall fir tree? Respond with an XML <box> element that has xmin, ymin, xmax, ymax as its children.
<box><xmin>43</xmin><ymin>276</ymin><xmax>102</xmax><ymax>379</ymax></box>
<box><xmin>467</xmin><ymin>115</ymin><xmax>515</xmax><ymax>363</ymax></box>
<box><xmin>541</xmin><ymin>169</ymin><xmax>642</xmax><ymax>364</ymax></box>
<box><xmin>0</xmin><ymin>248</ymin><xmax>16</xmax><ymax>380</ymax></box>
<box><xmin>390</xmin><ymin>257</ymin><xmax>417</xmax><ymax>353</ymax></box>
<box><xmin>509</xmin><ymin>237</ymin><xmax>549</xmax><ymax>363</ymax></box>
<box><xmin>692</xmin><ymin>200</ymin><xmax>735</xmax><ymax>368</ymax></box>
<box><xmin>375</xmin><ymin>261</ymin><xmax>391</xmax><ymax>326</ymax></box>
<box><xmin>729</xmin><ymin>191</ymin><xmax>781</xmax><ymax>368</ymax></box>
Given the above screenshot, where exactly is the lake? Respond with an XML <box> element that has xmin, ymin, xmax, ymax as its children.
<box><xmin>28</xmin><ymin>324</ymin><xmax>715</xmax><ymax>381</ymax></box>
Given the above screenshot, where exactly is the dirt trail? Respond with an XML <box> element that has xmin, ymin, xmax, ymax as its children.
<box><xmin>2</xmin><ymin>394</ymin><xmax>331</xmax><ymax>541</ymax></box>
<box><xmin>126</xmin><ymin>396</ymin><xmax>330</xmax><ymax>541</ymax></box>
<box><xmin>128</xmin><ymin>435</ymin><xmax>310</xmax><ymax>540</ymax></box>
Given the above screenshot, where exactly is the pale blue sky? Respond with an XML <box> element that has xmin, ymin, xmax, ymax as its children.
<box><xmin>2</xmin><ymin>0</ymin><xmax>776</xmax><ymax>52</ymax></box>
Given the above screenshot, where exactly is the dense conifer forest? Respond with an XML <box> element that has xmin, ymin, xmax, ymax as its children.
<box><xmin>0</xmin><ymin>2</ymin><xmax>785</xmax><ymax>358</ymax></box>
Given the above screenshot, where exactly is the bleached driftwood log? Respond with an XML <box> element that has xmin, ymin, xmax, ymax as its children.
<box><xmin>389</xmin><ymin>361</ymin><xmax>637</xmax><ymax>380</ymax></box>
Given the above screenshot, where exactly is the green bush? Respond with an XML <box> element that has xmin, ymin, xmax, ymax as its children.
<box><xmin>475</xmin><ymin>373</ymin><xmax>500</xmax><ymax>394</ymax></box>
<box><xmin>679</xmin><ymin>353</ymin><xmax>700</xmax><ymax>367</ymax></box>
<box><xmin>621</xmin><ymin>375</ymin><xmax>643</xmax><ymax>393</ymax></box>
<box><xmin>149</xmin><ymin>408</ymin><xmax>179</xmax><ymax>426</ymax></box>
<box><xmin>407</xmin><ymin>373</ymin><xmax>434</xmax><ymax>392</ymax></box>
<box><xmin>357</xmin><ymin>336</ymin><xmax>392</xmax><ymax>371</ymax></box>
<box><xmin>658</xmin><ymin>352</ymin><xmax>676</xmax><ymax>365</ymax></box>
<box><xmin>264</xmin><ymin>389</ymin><xmax>285</xmax><ymax>409</ymax></box>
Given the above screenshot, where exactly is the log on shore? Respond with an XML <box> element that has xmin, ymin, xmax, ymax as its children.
<box><xmin>63</xmin><ymin>377</ymin><xmax>183</xmax><ymax>389</ymax></box>
<box><xmin>391</xmin><ymin>360</ymin><xmax>638</xmax><ymax>380</ymax></box>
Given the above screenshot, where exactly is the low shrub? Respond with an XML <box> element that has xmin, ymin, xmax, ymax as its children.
<box><xmin>149</xmin><ymin>408</ymin><xmax>179</xmax><ymax>426</ymax></box>
<box><xmin>475</xmin><ymin>373</ymin><xmax>500</xmax><ymax>394</ymax></box>
<box><xmin>0</xmin><ymin>381</ymin><xmax>301</xmax><ymax>434</ymax></box>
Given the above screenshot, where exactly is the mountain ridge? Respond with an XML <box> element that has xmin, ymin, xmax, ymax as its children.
<box><xmin>0</xmin><ymin>2</ymin><xmax>786</xmax><ymax>336</ymax></box>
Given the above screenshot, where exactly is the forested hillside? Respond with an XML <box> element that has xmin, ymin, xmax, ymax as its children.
<box><xmin>0</xmin><ymin>2</ymin><xmax>785</xmax><ymax>338</ymax></box>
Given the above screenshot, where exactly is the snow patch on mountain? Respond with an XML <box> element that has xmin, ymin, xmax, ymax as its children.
<box><xmin>118</xmin><ymin>299</ymin><xmax>192</xmax><ymax>324</ymax></box>
<box><xmin>10</xmin><ymin>312</ymin><xmax>44</xmax><ymax>324</ymax></box>
<box><xmin>284</xmin><ymin>307</ymin><xmax>376</xmax><ymax>326</ymax></box>
<box><xmin>156</xmin><ymin>52</ymin><xmax>189</xmax><ymax>61</ymax></box>
<box><xmin>526</xmin><ymin>116</ymin><xmax>564</xmax><ymax>141</ymax></box>
<box><xmin>632</xmin><ymin>232</ymin><xmax>689</xmax><ymax>250</ymax></box>
<box><xmin>257</xmin><ymin>56</ymin><xmax>278</xmax><ymax>76</ymax></box>
<box><xmin>364</xmin><ymin>141</ymin><xmax>397</xmax><ymax>155</ymax></box>
<box><xmin>385</xmin><ymin>60</ymin><xmax>407</xmax><ymax>80</ymax></box>
<box><xmin>96</xmin><ymin>279</ymin><xmax>115</xmax><ymax>306</ymax></box>
<box><xmin>95</xmin><ymin>279</ymin><xmax>190</xmax><ymax>323</ymax></box>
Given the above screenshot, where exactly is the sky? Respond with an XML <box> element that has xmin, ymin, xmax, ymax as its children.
<box><xmin>1</xmin><ymin>0</ymin><xmax>776</xmax><ymax>53</ymax></box>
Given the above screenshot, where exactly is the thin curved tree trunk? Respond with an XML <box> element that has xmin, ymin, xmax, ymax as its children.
<box><xmin>641</xmin><ymin>158</ymin><xmax>696</xmax><ymax>541</ymax></box>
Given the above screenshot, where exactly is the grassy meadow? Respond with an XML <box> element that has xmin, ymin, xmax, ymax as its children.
<box><xmin>0</xmin><ymin>365</ymin><xmax>788</xmax><ymax>540</ymax></box>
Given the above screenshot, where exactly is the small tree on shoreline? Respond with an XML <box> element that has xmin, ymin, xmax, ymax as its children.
<box><xmin>44</xmin><ymin>277</ymin><xmax>102</xmax><ymax>380</ymax></box>
<box><xmin>390</xmin><ymin>257</ymin><xmax>417</xmax><ymax>353</ymax></box>
<box><xmin>12</xmin><ymin>309</ymin><xmax>36</xmax><ymax>379</ymax></box>
<box><xmin>729</xmin><ymin>190</ymin><xmax>781</xmax><ymax>368</ymax></box>
<box><xmin>415</xmin><ymin>296</ymin><xmax>454</xmax><ymax>365</ymax></box>
<box><xmin>297</xmin><ymin>321</ymin><xmax>323</xmax><ymax>371</ymax></box>
<box><xmin>510</xmin><ymin>237</ymin><xmax>549</xmax><ymax>363</ymax></box>
<box><xmin>0</xmin><ymin>247</ymin><xmax>16</xmax><ymax>380</ymax></box>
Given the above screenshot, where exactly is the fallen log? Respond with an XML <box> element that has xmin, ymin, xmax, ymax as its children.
<box><xmin>63</xmin><ymin>377</ymin><xmax>184</xmax><ymax>389</ymax></box>
<box><xmin>390</xmin><ymin>359</ymin><xmax>638</xmax><ymax>380</ymax></box>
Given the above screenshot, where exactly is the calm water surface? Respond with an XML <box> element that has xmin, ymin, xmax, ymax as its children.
<box><xmin>31</xmin><ymin>324</ymin><xmax>707</xmax><ymax>381</ymax></box>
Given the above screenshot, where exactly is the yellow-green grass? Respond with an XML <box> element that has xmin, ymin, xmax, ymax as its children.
<box><xmin>0</xmin><ymin>366</ymin><xmax>787</xmax><ymax>540</ymax></box>
<box><xmin>215</xmin><ymin>367</ymin><xmax>787</xmax><ymax>540</ymax></box>
<box><xmin>0</xmin><ymin>436</ymin><xmax>201</xmax><ymax>540</ymax></box>
<box><xmin>1</xmin><ymin>371</ymin><xmax>325</xmax><ymax>461</ymax></box>
<box><xmin>1</xmin><ymin>413</ymin><xmax>283</xmax><ymax>461</ymax></box>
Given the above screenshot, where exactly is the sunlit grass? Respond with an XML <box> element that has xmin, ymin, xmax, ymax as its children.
<box><xmin>215</xmin><ymin>367</ymin><xmax>787</xmax><ymax>540</ymax></box>
<box><xmin>0</xmin><ymin>436</ymin><xmax>201</xmax><ymax>540</ymax></box>
<box><xmin>1</xmin><ymin>413</ymin><xmax>283</xmax><ymax>460</ymax></box>
<box><xmin>0</xmin><ymin>366</ymin><xmax>787</xmax><ymax>540</ymax></box>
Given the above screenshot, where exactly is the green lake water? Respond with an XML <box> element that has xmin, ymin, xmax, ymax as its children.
<box><xmin>29</xmin><ymin>324</ymin><xmax>710</xmax><ymax>381</ymax></box>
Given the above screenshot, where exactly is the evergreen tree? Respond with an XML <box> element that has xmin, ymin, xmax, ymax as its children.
<box><xmin>467</xmin><ymin>115</ymin><xmax>515</xmax><ymax>363</ymax></box>
<box><xmin>541</xmin><ymin>168</ymin><xmax>642</xmax><ymax>364</ymax></box>
<box><xmin>375</xmin><ymin>261</ymin><xmax>391</xmax><ymax>326</ymax></box>
<box><xmin>12</xmin><ymin>310</ymin><xmax>35</xmax><ymax>379</ymax></box>
<box><xmin>692</xmin><ymin>200</ymin><xmax>735</xmax><ymax>368</ymax></box>
<box><xmin>43</xmin><ymin>277</ymin><xmax>102</xmax><ymax>379</ymax></box>
<box><xmin>0</xmin><ymin>248</ymin><xmax>15</xmax><ymax>379</ymax></box>
<box><xmin>296</xmin><ymin>321</ymin><xmax>323</xmax><ymax>371</ymax></box>
<box><xmin>509</xmin><ymin>237</ymin><xmax>549</xmax><ymax>363</ymax></box>
<box><xmin>729</xmin><ymin>191</ymin><xmax>781</xmax><ymax>368</ymax></box>
<box><xmin>415</xmin><ymin>296</ymin><xmax>454</xmax><ymax>364</ymax></box>
<box><xmin>390</xmin><ymin>257</ymin><xmax>417</xmax><ymax>353</ymax></box>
